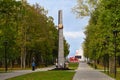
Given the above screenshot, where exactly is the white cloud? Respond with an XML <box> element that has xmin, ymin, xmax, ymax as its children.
<box><xmin>27</xmin><ymin>0</ymin><xmax>89</xmax><ymax>57</ymax></box>
<box><xmin>64</xmin><ymin>31</ymin><xmax>85</xmax><ymax>39</ymax></box>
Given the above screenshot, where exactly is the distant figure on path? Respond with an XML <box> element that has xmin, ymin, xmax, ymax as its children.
<box><xmin>32</xmin><ymin>61</ymin><xmax>35</xmax><ymax>71</ymax></box>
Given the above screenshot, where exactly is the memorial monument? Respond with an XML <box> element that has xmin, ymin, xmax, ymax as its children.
<box><xmin>58</xmin><ymin>10</ymin><xmax>64</xmax><ymax>68</ymax></box>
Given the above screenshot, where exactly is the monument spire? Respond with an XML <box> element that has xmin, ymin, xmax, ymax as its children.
<box><xmin>58</xmin><ymin>10</ymin><xmax>64</xmax><ymax>68</ymax></box>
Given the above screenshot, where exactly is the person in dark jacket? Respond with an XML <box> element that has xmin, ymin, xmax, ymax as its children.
<box><xmin>32</xmin><ymin>61</ymin><xmax>35</xmax><ymax>71</ymax></box>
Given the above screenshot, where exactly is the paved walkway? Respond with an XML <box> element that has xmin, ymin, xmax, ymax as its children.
<box><xmin>0</xmin><ymin>66</ymin><xmax>55</xmax><ymax>80</ymax></box>
<box><xmin>73</xmin><ymin>62</ymin><xmax>115</xmax><ymax>80</ymax></box>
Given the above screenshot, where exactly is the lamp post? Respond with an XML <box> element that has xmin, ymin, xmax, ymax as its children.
<box><xmin>105</xmin><ymin>36</ymin><xmax>110</xmax><ymax>74</ymax></box>
<box><xmin>4</xmin><ymin>41</ymin><xmax>8</xmax><ymax>72</ymax></box>
<box><xmin>113</xmin><ymin>30</ymin><xmax>117</xmax><ymax>78</ymax></box>
<box><xmin>102</xmin><ymin>36</ymin><xmax>110</xmax><ymax>73</ymax></box>
<box><xmin>102</xmin><ymin>41</ymin><xmax>107</xmax><ymax>72</ymax></box>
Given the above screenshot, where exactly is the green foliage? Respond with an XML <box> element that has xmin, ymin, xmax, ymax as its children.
<box><xmin>69</xmin><ymin>62</ymin><xmax>79</xmax><ymax>70</ymax></box>
<box><xmin>81</xmin><ymin>0</ymin><xmax>120</xmax><ymax>72</ymax></box>
<box><xmin>0</xmin><ymin>0</ymin><xmax>69</xmax><ymax>68</ymax></box>
<box><xmin>72</xmin><ymin>0</ymin><xmax>99</xmax><ymax>18</ymax></box>
<box><xmin>0</xmin><ymin>0</ymin><xmax>22</xmax><ymax>64</ymax></box>
<box><xmin>7</xmin><ymin>71</ymin><xmax>75</xmax><ymax>80</ymax></box>
<box><xmin>64</xmin><ymin>39</ymin><xmax>70</xmax><ymax>57</ymax></box>
<box><xmin>7</xmin><ymin>63</ymin><xmax>78</xmax><ymax>80</ymax></box>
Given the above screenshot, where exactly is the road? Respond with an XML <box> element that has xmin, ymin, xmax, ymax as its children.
<box><xmin>73</xmin><ymin>62</ymin><xmax>115</xmax><ymax>80</ymax></box>
<box><xmin>0</xmin><ymin>66</ymin><xmax>55</xmax><ymax>80</ymax></box>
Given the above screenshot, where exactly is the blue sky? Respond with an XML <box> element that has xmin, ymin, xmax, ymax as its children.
<box><xmin>27</xmin><ymin>0</ymin><xmax>89</xmax><ymax>57</ymax></box>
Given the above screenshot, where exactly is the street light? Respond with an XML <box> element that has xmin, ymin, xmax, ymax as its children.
<box><xmin>113</xmin><ymin>30</ymin><xmax>118</xmax><ymax>78</ymax></box>
<box><xmin>102</xmin><ymin>36</ymin><xmax>110</xmax><ymax>73</ymax></box>
<box><xmin>102</xmin><ymin>41</ymin><xmax>107</xmax><ymax>72</ymax></box>
<box><xmin>105</xmin><ymin>36</ymin><xmax>110</xmax><ymax>74</ymax></box>
<box><xmin>4</xmin><ymin>40</ymin><xmax>8</xmax><ymax>72</ymax></box>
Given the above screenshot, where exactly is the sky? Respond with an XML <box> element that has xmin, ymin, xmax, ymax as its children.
<box><xmin>27</xmin><ymin>0</ymin><xmax>90</xmax><ymax>57</ymax></box>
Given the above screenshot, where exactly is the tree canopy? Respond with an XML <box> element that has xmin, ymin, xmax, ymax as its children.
<box><xmin>73</xmin><ymin>0</ymin><xmax>120</xmax><ymax>73</ymax></box>
<box><xmin>0</xmin><ymin>0</ymin><xmax>69</xmax><ymax>68</ymax></box>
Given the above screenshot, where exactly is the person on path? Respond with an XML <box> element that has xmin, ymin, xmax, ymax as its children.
<box><xmin>32</xmin><ymin>61</ymin><xmax>35</xmax><ymax>71</ymax></box>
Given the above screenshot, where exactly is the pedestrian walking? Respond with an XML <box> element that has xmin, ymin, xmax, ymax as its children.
<box><xmin>32</xmin><ymin>61</ymin><xmax>35</xmax><ymax>71</ymax></box>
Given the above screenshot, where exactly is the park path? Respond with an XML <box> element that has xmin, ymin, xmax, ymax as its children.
<box><xmin>0</xmin><ymin>66</ymin><xmax>55</xmax><ymax>80</ymax></box>
<box><xmin>73</xmin><ymin>62</ymin><xmax>115</xmax><ymax>80</ymax></box>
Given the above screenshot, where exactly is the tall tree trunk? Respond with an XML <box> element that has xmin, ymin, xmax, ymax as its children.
<box><xmin>23</xmin><ymin>47</ymin><xmax>26</xmax><ymax>69</ymax></box>
<box><xmin>21</xmin><ymin>47</ymin><xmax>24</xmax><ymax>69</ymax></box>
<box><xmin>21</xmin><ymin>47</ymin><xmax>26</xmax><ymax>69</ymax></box>
<box><xmin>109</xmin><ymin>56</ymin><xmax>115</xmax><ymax>73</ymax></box>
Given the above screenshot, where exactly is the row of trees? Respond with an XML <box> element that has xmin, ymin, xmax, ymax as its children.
<box><xmin>74</xmin><ymin>0</ymin><xmax>120</xmax><ymax>75</ymax></box>
<box><xmin>0</xmin><ymin>0</ymin><xmax>69</xmax><ymax>69</ymax></box>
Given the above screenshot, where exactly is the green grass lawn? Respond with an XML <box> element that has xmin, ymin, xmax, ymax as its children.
<box><xmin>7</xmin><ymin>62</ymin><xmax>79</xmax><ymax>80</ymax></box>
<box><xmin>69</xmin><ymin>62</ymin><xmax>79</xmax><ymax>70</ymax></box>
<box><xmin>94</xmin><ymin>64</ymin><xmax>120</xmax><ymax>80</ymax></box>
<box><xmin>101</xmin><ymin>68</ymin><xmax>120</xmax><ymax>80</ymax></box>
<box><xmin>7</xmin><ymin>71</ymin><xmax>75</xmax><ymax>80</ymax></box>
<box><xmin>116</xmin><ymin>72</ymin><xmax>120</xmax><ymax>80</ymax></box>
<box><xmin>107</xmin><ymin>71</ymin><xmax>120</xmax><ymax>80</ymax></box>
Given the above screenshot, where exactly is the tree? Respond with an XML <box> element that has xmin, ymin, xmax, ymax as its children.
<box><xmin>72</xmin><ymin>0</ymin><xmax>99</xmax><ymax>18</ymax></box>
<box><xmin>0</xmin><ymin>0</ymin><xmax>69</xmax><ymax>69</ymax></box>
<box><xmin>0</xmin><ymin>0</ymin><xmax>22</xmax><ymax>68</ymax></box>
<box><xmin>74</xmin><ymin>0</ymin><xmax>120</xmax><ymax>75</ymax></box>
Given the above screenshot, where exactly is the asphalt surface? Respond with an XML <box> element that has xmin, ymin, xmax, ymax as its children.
<box><xmin>73</xmin><ymin>62</ymin><xmax>115</xmax><ymax>80</ymax></box>
<box><xmin>0</xmin><ymin>66</ymin><xmax>55</xmax><ymax>80</ymax></box>
<box><xmin>0</xmin><ymin>63</ymin><xmax>116</xmax><ymax>80</ymax></box>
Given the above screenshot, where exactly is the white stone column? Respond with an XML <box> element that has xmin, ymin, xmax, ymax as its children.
<box><xmin>58</xmin><ymin>10</ymin><xmax>64</xmax><ymax>68</ymax></box>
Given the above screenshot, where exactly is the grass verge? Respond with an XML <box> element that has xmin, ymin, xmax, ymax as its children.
<box><xmin>7</xmin><ymin>71</ymin><xmax>75</xmax><ymax>80</ymax></box>
<box><xmin>90</xmin><ymin>63</ymin><xmax>120</xmax><ymax>80</ymax></box>
<box><xmin>104</xmin><ymin>71</ymin><xmax>120</xmax><ymax>80</ymax></box>
<box><xmin>69</xmin><ymin>62</ymin><xmax>79</xmax><ymax>70</ymax></box>
<box><xmin>7</xmin><ymin>62</ymin><xmax>79</xmax><ymax>80</ymax></box>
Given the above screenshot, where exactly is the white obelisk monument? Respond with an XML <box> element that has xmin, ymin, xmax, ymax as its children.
<box><xmin>58</xmin><ymin>10</ymin><xmax>64</xmax><ymax>68</ymax></box>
